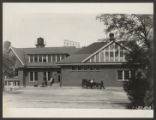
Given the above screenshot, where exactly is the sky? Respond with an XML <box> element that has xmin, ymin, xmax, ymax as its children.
<box><xmin>3</xmin><ymin>3</ymin><xmax>153</xmax><ymax>48</ymax></box>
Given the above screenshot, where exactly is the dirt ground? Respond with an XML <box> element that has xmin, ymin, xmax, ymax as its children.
<box><xmin>3</xmin><ymin>86</ymin><xmax>130</xmax><ymax>109</ymax></box>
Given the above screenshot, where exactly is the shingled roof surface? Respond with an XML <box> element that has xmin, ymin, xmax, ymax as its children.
<box><xmin>58</xmin><ymin>42</ymin><xmax>109</xmax><ymax>64</ymax></box>
<box><xmin>18</xmin><ymin>47</ymin><xmax>79</xmax><ymax>54</ymax></box>
<box><xmin>11</xmin><ymin>46</ymin><xmax>80</xmax><ymax>67</ymax></box>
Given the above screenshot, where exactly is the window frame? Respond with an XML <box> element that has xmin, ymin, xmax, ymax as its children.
<box><xmin>117</xmin><ymin>70</ymin><xmax>131</xmax><ymax>81</ymax></box>
<box><xmin>29</xmin><ymin>71</ymin><xmax>38</xmax><ymax>82</ymax></box>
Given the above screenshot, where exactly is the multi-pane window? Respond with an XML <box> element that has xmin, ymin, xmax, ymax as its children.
<box><xmin>117</xmin><ymin>70</ymin><xmax>123</xmax><ymax>80</ymax></box>
<box><xmin>71</xmin><ymin>65</ymin><xmax>100</xmax><ymax>71</ymax></box>
<box><xmin>87</xmin><ymin>43</ymin><xmax>127</xmax><ymax>63</ymax></box>
<box><xmin>43</xmin><ymin>72</ymin><xmax>51</xmax><ymax>81</ymax></box>
<box><xmin>28</xmin><ymin>54</ymin><xmax>66</xmax><ymax>63</ymax></box>
<box><xmin>29</xmin><ymin>72</ymin><xmax>38</xmax><ymax>82</ymax></box>
<box><xmin>124</xmin><ymin>70</ymin><xmax>130</xmax><ymax>79</ymax></box>
<box><xmin>117</xmin><ymin>70</ymin><xmax>131</xmax><ymax>81</ymax></box>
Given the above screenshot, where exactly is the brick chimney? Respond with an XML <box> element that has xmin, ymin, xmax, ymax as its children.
<box><xmin>109</xmin><ymin>33</ymin><xmax>115</xmax><ymax>41</ymax></box>
<box><xmin>36</xmin><ymin>37</ymin><xmax>45</xmax><ymax>48</ymax></box>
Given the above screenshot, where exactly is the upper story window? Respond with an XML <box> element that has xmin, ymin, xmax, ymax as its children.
<box><xmin>87</xmin><ymin>43</ymin><xmax>128</xmax><ymax>63</ymax></box>
<box><xmin>28</xmin><ymin>54</ymin><xmax>67</xmax><ymax>63</ymax></box>
<box><xmin>30</xmin><ymin>55</ymin><xmax>33</xmax><ymax>62</ymax></box>
<box><xmin>39</xmin><ymin>56</ymin><xmax>42</xmax><ymax>62</ymax></box>
<box><xmin>34</xmin><ymin>55</ymin><xmax>38</xmax><ymax>62</ymax></box>
<box><xmin>43</xmin><ymin>55</ymin><xmax>47</xmax><ymax>62</ymax></box>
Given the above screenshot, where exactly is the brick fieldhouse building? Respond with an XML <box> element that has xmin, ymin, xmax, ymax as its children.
<box><xmin>9</xmin><ymin>34</ymin><xmax>131</xmax><ymax>87</ymax></box>
<box><xmin>9</xmin><ymin>38</ymin><xmax>79</xmax><ymax>86</ymax></box>
<box><xmin>57</xmin><ymin>34</ymin><xmax>131</xmax><ymax>87</ymax></box>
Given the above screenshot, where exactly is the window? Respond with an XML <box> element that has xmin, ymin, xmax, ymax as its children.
<box><xmin>91</xmin><ymin>57</ymin><xmax>94</xmax><ymax>62</ymax></box>
<box><xmin>57</xmin><ymin>55</ymin><xmax>60</xmax><ymax>61</ymax></box>
<box><xmin>30</xmin><ymin>72</ymin><xmax>33</xmax><ymax>81</ymax></box>
<box><xmin>100</xmin><ymin>51</ymin><xmax>104</xmax><ymax>62</ymax></box>
<box><xmin>39</xmin><ymin>56</ymin><xmax>42</xmax><ymax>62</ymax></box>
<box><xmin>34</xmin><ymin>55</ymin><xmax>38</xmax><ymax>62</ymax></box>
<box><xmin>105</xmin><ymin>51</ymin><xmax>109</xmax><ymax>61</ymax></box>
<box><xmin>29</xmin><ymin>72</ymin><xmax>38</xmax><ymax>82</ymax></box>
<box><xmin>43</xmin><ymin>72</ymin><xmax>46</xmax><ymax>80</ymax></box>
<box><xmin>30</xmin><ymin>55</ymin><xmax>33</xmax><ymax>62</ymax></box>
<box><xmin>72</xmin><ymin>66</ymin><xmax>76</xmax><ymax>70</ymax></box>
<box><xmin>96</xmin><ymin>53</ymin><xmax>99</xmax><ymax>62</ymax></box>
<box><xmin>43</xmin><ymin>55</ymin><xmax>47</xmax><ymax>62</ymax></box>
<box><xmin>48</xmin><ymin>72</ymin><xmax>51</xmax><ymax>81</ymax></box>
<box><xmin>96</xmin><ymin>66</ymin><xmax>100</xmax><ymax>70</ymax></box>
<box><xmin>117</xmin><ymin>70</ymin><xmax>123</xmax><ymax>80</ymax></box>
<box><xmin>53</xmin><ymin>55</ymin><xmax>56</xmax><ymax>62</ymax></box>
<box><xmin>47</xmin><ymin>55</ymin><xmax>51</xmax><ymax>62</ymax></box>
<box><xmin>34</xmin><ymin>72</ymin><xmax>38</xmax><ymax>81</ymax></box>
<box><xmin>78</xmin><ymin>66</ymin><xmax>81</xmax><ymax>70</ymax></box>
<box><xmin>110</xmin><ymin>51</ymin><xmax>113</xmax><ymax>57</ymax></box>
<box><xmin>117</xmin><ymin>70</ymin><xmax>130</xmax><ymax>81</ymax></box>
<box><xmin>62</xmin><ymin>55</ymin><xmax>65</xmax><ymax>60</ymax></box>
<box><xmin>90</xmin><ymin>66</ymin><xmax>95</xmax><ymax>70</ymax></box>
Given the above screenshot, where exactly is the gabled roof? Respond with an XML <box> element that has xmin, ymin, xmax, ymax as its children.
<box><xmin>14</xmin><ymin>47</ymin><xmax>79</xmax><ymax>55</ymax></box>
<box><xmin>58</xmin><ymin>40</ymin><xmax>131</xmax><ymax>64</ymax></box>
<box><xmin>10</xmin><ymin>46</ymin><xmax>80</xmax><ymax>67</ymax></box>
<box><xmin>58</xmin><ymin>41</ymin><xmax>108</xmax><ymax>64</ymax></box>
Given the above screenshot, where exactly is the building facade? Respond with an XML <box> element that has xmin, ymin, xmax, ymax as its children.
<box><xmin>9</xmin><ymin>38</ymin><xmax>79</xmax><ymax>86</ymax></box>
<box><xmin>58</xmin><ymin>34</ymin><xmax>131</xmax><ymax>86</ymax></box>
<box><xmin>10</xmin><ymin>34</ymin><xmax>131</xmax><ymax>87</ymax></box>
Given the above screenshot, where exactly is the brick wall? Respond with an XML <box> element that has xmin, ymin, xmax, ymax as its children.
<box><xmin>23</xmin><ymin>68</ymin><xmax>60</xmax><ymax>86</ymax></box>
<box><xmin>61</xmin><ymin>65</ymin><xmax>128</xmax><ymax>87</ymax></box>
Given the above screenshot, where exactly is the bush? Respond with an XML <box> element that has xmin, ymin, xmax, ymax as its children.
<box><xmin>123</xmin><ymin>71</ymin><xmax>149</xmax><ymax>109</ymax></box>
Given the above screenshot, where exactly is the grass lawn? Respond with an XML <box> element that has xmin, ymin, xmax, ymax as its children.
<box><xmin>3</xmin><ymin>86</ymin><xmax>130</xmax><ymax>109</ymax></box>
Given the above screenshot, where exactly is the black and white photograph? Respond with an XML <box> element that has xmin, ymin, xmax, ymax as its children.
<box><xmin>2</xmin><ymin>3</ymin><xmax>154</xmax><ymax>118</ymax></box>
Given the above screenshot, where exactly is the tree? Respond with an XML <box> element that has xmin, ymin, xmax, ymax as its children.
<box><xmin>96</xmin><ymin>14</ymin><xmax>153</xmax><ymax>108</ymax></box>
<box><xmin>2</xmin><ymin>41</ymin><xmax>16</xmax><ymax>89</ymax></box>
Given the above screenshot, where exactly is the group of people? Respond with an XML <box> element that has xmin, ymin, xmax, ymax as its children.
<box><xmin>90</xmin><ymin>79</ymin><xmax>105</xmax><ymax>89</ymax></box>
<box><xmin>82</xmin><ymin>79</ymin><xmax>105</xmax><ymax>89</ymax></box>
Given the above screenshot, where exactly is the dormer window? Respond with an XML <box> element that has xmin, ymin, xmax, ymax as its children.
<box><xmin>28</xmin><ymin>54</ymin><xmax>67</xmax><ymax>63</ymax></box>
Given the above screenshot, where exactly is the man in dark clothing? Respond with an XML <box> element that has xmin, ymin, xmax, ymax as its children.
<box><xmin>100</xmin><ymin>81</ymin><xmax>105</xmax><ymax>89</ymax></box>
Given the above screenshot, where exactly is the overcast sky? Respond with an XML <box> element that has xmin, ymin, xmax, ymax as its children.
<box><xmin>3</xmin><ymin>3</ymin><xmax>153</xmax><ymax>48</ymax></box>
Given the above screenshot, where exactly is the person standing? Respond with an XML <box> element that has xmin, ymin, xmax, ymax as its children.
<box><xmin>90</xmin><ymin>79</ymin><xmax>94</xmax><ymax>89</ymax></box>
<box><xmin>100</xmin><ymin>81</ymin><xmax>105</xmax><ymax>89</ymax></box>
<box><xmin>50</xmin><ymin>77</ymin><xmax>54</xmax><ymax>86</ymax></box>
